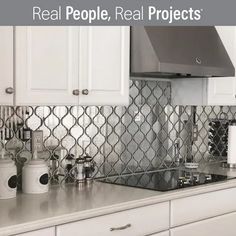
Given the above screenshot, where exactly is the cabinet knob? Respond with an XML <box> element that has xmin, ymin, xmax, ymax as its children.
<box><xmin>82</xmin><ymin>89</ymin><xmax>89</xmax><ymax>95</ymax></box>
<box><xmin>72</xmin><ymin>89</ymin><xmax>80</xmax><ymax>96</ymax></box>
<box><xmin>5</xmin><ymin>87</ymin><xmax>14</xmax><ymax>94</ymax></box>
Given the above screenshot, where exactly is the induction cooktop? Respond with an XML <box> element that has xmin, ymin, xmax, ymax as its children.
<box><xmin>99</xmin><ymin>169</ymin><xmax>236</xmax><ymax>192</ymax></box>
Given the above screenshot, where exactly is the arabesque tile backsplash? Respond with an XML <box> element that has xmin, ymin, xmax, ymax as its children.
<box><xmin>0</xmin><ymin>80</ymin><xmax>235</xmax><ymax>185</ymax></box>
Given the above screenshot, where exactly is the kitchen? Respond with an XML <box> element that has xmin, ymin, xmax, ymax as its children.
<box><xmin>1</xmin><ymin>26</ymin><xmax>236</xmax><ymax>236</ymax></box>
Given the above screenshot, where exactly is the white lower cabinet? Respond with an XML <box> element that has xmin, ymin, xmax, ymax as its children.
<box><xmin>151</xmin><ymin>231</ymin><xmax>169</xmax><ymax>236</ymax></box>
<box><xmin>56</xmin><ymin>202</ymin><xmax>169</xmax><ymax>236</ymax></box>
<box><xmin>16</xmin><ymin>227</ymin><xmax>55</xmax><ymax>236</ymax></box>
<box><xmin>170</xmin><ymin>187</ymin><xmax>236</xmax><ymax>227</ymax></box>
<box><xmin>170</xmin><ymin>212</ymin><xmax>236</xmax><ymax>236</ymax></box>
<box><xmin>13</xmin><ymin>187</ymin><xmax>236</xmax><ymax>236</ymax></box>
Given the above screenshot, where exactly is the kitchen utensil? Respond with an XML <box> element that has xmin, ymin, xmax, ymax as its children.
<box><xmin>84</xmin><ymin>156</ymin><xmax>95</xmax><ymax>182</ymax></box>
<box><xmin>76</xmin><ymin>157</ymin><xmax>85</xmax><ymax>183</ymax></box>
<box><xmin>184</xmin><ymin>162</ymin><xmax>199</xmax><ymax>169</ymax></box>
<box><xmin>65</xmin><ymin>153</ymin><xmax>75</xmax><ymax>183</ymax></box>
<box><xmin>50</xmin><ymin>153</ymin><xmax>59</xmax><ymax>183</ymax></box>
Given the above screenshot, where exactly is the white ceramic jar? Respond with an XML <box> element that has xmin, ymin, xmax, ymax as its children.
<box><xmin>22</xmin><ymin>159</ymin><xmax>49</xmax><ymax>194</ymax></box>
<box><xmin>0</xmin><ymin>159</ymin><xmax>17</xmax><ymax>199</ymax></box>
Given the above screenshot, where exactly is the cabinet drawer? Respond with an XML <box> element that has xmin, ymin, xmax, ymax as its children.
<box><xmin>171</xmin><ymin>187</ymin><xmax>236</xmax><ymax>227</ymax></box>
<box><xmin>16</xmin><ymin>227</ymin><xmax>55</xmax><ymax>236</ymax></box>
<box><xmin>56</xmin><ymin>202</ymin><xmax>169</xmax><ymax>236</ymax></box>
<box><xmin>151</xmin><ymin>231</ymin><xmax>169</xmax><ymax>236</ymax></box>
<box><xmin>170</xmin><ymin>212</ymin><xmax>236</xmax><ymax>236</ymax></box>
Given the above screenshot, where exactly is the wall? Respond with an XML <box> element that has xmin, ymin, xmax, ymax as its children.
<box><xmin>0</xmin><ymin>80</ymin><xmax>234</xmax><ymax>184</ymax></box>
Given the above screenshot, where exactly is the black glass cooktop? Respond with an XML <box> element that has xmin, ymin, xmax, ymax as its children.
<box><xmin>99</xmin><ymin>169</ymin><xmax>236</xmax><ymax>191</ymax></box>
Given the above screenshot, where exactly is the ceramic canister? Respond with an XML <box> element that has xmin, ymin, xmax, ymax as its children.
<box><xmin>22</xmin><ymin>159</ymin><xmax>49</xmax><ymax>194</ymax></box>
<box><xmin>0</xmin><ymin>159</ymin><xmax>17</xmax><ymax>199</ymax></box>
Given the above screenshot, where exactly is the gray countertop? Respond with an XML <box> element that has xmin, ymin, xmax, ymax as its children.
<box><xmin>2</xmin><ymin>162</ymin><xmax>236</xmax><ymax>236</ymax></box>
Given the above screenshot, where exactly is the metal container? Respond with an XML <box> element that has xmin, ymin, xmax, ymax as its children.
<box><xmin>49</xmin><ymin>153</ymin><xmax>59</xmax><ymax>183</ymax></box>
<box><xmin>65</xmin><ymin>154</ymin><xmax>75</xmax><ymax>183</ymax></box>
<box><xmin>84</xmin><ymin>156</ymin><xmax>95</xmax><ymax>182</ymax></box>
<box><xmin>75</xmin><ymin>157</ymin><xmax>85</xmax><ymax>183</ymax></box>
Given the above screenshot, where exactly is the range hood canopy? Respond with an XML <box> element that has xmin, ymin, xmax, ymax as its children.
<box><xmin>131</xmin><ymin>26</ymin><xmax>235</xmax><ymax>78</ymax></box>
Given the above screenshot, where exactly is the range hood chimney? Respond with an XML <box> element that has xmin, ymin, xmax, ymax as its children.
<box><xmin>131</xmin><ymin>27</ymin><xmax>235</xmax><ymax>78</ymax></box>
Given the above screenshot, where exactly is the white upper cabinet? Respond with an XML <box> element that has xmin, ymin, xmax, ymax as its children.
<box><xmin>79</xmin><ymin>26</ymin><xmax>129</xmax><ymax>106</ymax></box>
<box><xmin>15</xmin><ymin>27</ymin><xmax>80</xmax><ymax>105</ymax></box>
<box><xmin>14</xmin><ymin>26</ymin><xmax>129</xmax><ymax>106</ymax></box>
<box><xmin>172</xmin><ymin>26</ymin><xmax>236</xmax><ymax>106</ymax></box>
<box><xmin>207</xmin><ymin>26</ymin><xmax>236</xmax><ymax>105</ymax></box>
<box><xmin>0</xmin><ymin>27</ymin><xmax>14</xmax><ymax>105</ymax></box>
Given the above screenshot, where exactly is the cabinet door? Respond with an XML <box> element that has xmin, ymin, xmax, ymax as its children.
<box><xmin>16</xmin><ymin>227</ymin><xmax>55</xmax><ymax>236</ymax></box>
<box><xmin>170</xmin><ymin>212</ymin><xmax>236</xmax><ymax>236</ymax></box>
<box><xmin>15</xmin><ymin>26</ymin><xmax>80</xmax><ymax>105</ymax></box>
<box><xmin>0</xmin><ymin>27</ymin><xmax>14</xmax><ymax>105</ymax></box>
<box><xmin>207</xmin><ymin>26</ymin><xmax>236</xmax><ymax>105</ymax></box>
<box><xmin>171</xmin><ymin>187</ymin><xmax>236</xmax><ymax>227</ymax></box>
<box><xmin>172</xmin><ymin>26</ymin><xmax>236</xmax><ymax>106</ymax></box>
<box><xmin>79</xmin><ymin>26</ymin><xmax>129</xmax><ymax>106</ymax></box>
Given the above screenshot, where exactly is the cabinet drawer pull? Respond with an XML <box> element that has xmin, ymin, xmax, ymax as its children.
<box><xmin>110</xmin><ymin>223</ymin><xmax>131</xmax><ymax>231</ymax></box>
<box><xmin>5</xmin><ymin>87</ymin><xmax>14</xmax><ymax>94</ymax></box>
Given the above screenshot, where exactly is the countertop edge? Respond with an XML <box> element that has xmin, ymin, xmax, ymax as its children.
<box><xmin>2</xmin><ymin>179</ymin><xmax>236</xmax><ymax>236</ymax></box>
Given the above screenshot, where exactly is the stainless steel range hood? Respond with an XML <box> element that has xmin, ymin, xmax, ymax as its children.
<box><xmin>131</xmin><ymin>27</ymin><xmax>235</xmax><ymax>78</ymax></box>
